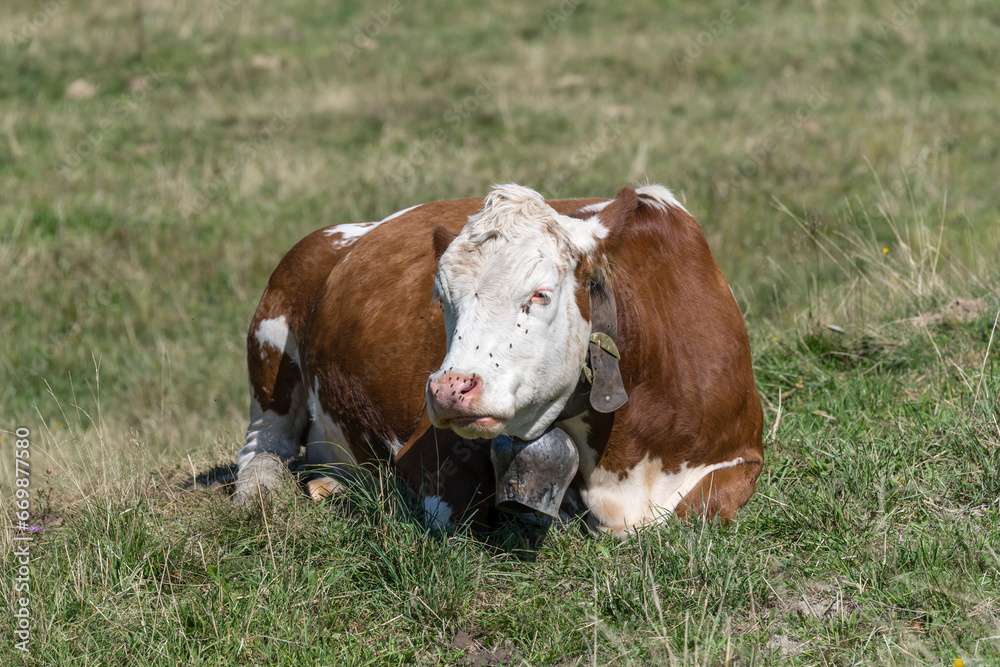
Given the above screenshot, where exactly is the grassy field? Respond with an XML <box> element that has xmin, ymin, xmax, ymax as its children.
<box><xmin>1</xmin><ymin>0</ymin><xmax>998</xmax><ymax>663</ymax></box>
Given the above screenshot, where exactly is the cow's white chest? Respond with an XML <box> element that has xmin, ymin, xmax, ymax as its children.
<box><xmin>557</xmin><ymin>413</ymin><xmax>599</xmax><ymax>475</ymax></box>
<box><xmin>580</xmin><ymin>455</ymin><xmax>745</xmax><ymax>536</ymax></box>
<box><xmin>422</xmin><ymin>495</ymin><xmax>454</xmax><ymax>530</ymax></box>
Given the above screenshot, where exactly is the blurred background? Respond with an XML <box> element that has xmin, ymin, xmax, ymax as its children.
<box><xmin>1</xmin><ymin>0</ymin><xmax>997</xmax><ymax>474</ymax></box>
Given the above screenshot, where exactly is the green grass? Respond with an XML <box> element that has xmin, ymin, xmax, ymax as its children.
<box><xmin>1</xmin><ymin>0</ymin><xmax>999</xmax><ymax>663</ymax></box>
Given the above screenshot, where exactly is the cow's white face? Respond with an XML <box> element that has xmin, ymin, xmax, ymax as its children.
<box><xmin>427</xmin><ymin>184</ymin><xmax>607</xmax><ymax>441</ymax></box>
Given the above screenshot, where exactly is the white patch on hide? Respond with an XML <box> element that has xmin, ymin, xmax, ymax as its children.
<box><xmin>378</xmin><ymin>203</ymin><xmax>422</xmax><ymax>223</ymax></box>
<box><xmin>255</xmin><ymin>315</ymin><xmax>297</xmax><ymax>363</ymax></box>
<box><xmin>322</xmin><ymin>204</ymin><xmax>424</xmax><ymax>249</ymax></box>
<box><xmin>305</xmin><ymin>377</ymin><xmax>402</xmax><ymax>459</ymax></box>
<box><xmin>636</xmin><ymin>184</ymin><xmax>688</xmax><ymax>214</ymax></box>
<box><xmin>581</xmin><ymin>455</ymin><xmax>746</xmax><ymax>536</ymax></box>
<box><xmin>422</xmin><ymin>495</ymin><xmax>453</xmax><ymax>529</ymax></box>
<box><xmin>323</xmin><ymin>221</ymin><xmax>378</xmax><ymax>249</ymax></box>
<box><xmin>576</xmin><ymin>200</ymin><xmax>612</xmax><ymax>214</ymax></box>
<box><xmin>322</xmin><ymin>221</ymin><xmax>378</xmax><ymax>237</ymax></box>
<box><xmin>386</xmin><ymin>437</ymin><xmax>404</xmax><ymax>456</ymax></box>
<box><xmin>304</xmin><ymin>424</ymin><xmax>356</xmax><ymax>466</ymax></box>
<box><xmin>306</xmin><ymin>376</ymin><xmax>357</xmax><ymax>465</ymax></box>
<box><xmin>557</xmin><ymin>412</ymin><xmax>598</xmax><ymax>477</ymax></box>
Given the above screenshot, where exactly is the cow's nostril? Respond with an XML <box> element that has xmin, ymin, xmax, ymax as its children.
<box><xmin>429</xmin><ymin>372</ymin><xmax>481</xmax><ymax>414</ymax></box>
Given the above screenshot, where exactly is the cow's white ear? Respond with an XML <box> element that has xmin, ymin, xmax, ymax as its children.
<box><xmin>559</xmin><ymin>214</ymin><xmax>609</xmax><ymax>257</ymax></box>
<box><xmin>562</xmin><ymin>186</ymin><xmax>638</xmax><ymax>257</ymax></box>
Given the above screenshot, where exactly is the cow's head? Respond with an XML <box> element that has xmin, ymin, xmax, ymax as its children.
<box><xmin>426</xmin><ymin>184</ymin><xmax>634</xmax><ymax>441</ymax></box>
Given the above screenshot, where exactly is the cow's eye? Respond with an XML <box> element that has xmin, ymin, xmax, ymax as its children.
<box><xmin>530</xmin><ymin>290</ymin><xmax>551</xmax><ymax>306</ymax></box>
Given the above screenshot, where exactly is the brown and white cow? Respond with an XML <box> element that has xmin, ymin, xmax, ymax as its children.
<box><xmin>234</xmin><ymin>184</ymin><xmax>763</xmax><ymax>536</ymax></box>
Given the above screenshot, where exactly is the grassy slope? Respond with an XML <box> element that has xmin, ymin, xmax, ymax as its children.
<box><xmin>0</xmin><ymin>0</ymin><xmax>998</xmax><ymax>663</ymax></box>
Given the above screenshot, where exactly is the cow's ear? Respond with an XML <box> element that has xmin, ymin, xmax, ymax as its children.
<box><xmin>432</xmin><ymin>225</ymin><xmax>457</xmax><ymax>259</ymax></box>
<box><xmin>597</xmin><ymin>186</ymin><xmax>638</xmax><ymax>245</ymax></box>
<box><xmin>560</xmin><ymin>187</ymin><xmax>638</xmax><ymax>259</ymax></box>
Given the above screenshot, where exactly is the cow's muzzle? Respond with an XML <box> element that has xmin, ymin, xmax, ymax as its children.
<box><xmin>490</xmin><ymin>427</ymin><xmax>579</xmax><ymax>517</ymax></box>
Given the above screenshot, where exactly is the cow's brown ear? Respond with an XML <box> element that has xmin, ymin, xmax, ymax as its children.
<box><xmin>432</xmin><ymin>225</ymin><xmax>457</xmax><ymax>259</ymax></box>
<box><xmin>598</xmin><ymin>186</ymin><xmax>638</xmax><ymax>243</ymax></box>
<box><xmin>574</xmin><ymin>187</ymin><xmax>638</xmax><ymax>285</ymax></box>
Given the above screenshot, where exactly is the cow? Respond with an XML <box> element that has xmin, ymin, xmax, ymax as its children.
<box><xmin>233</xmin><ymin>183</ymin><xmax>764</xmax><ymax>536</ymax></box>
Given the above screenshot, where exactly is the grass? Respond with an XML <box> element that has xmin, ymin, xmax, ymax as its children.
<box><xmin>0</xmin><ymin>0</ymin><xmax>998</xmax><ymax>663</ymax></box>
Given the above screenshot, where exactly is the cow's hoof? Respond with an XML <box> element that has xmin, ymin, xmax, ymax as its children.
<box><xmin>305</xmin><ymin>475</ymin><xmax>342</xmax><ymax>501</ymax></box>
<box><xmin>233</xmin><ymin>453</ymin><xmax>290</xmax><ymax>511</ymax></box>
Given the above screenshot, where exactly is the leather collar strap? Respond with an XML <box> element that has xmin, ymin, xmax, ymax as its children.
<box><xmin>557</xmin><ymin>283</ymin><xmax>629</xmax><ymax>420</ymax></box>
